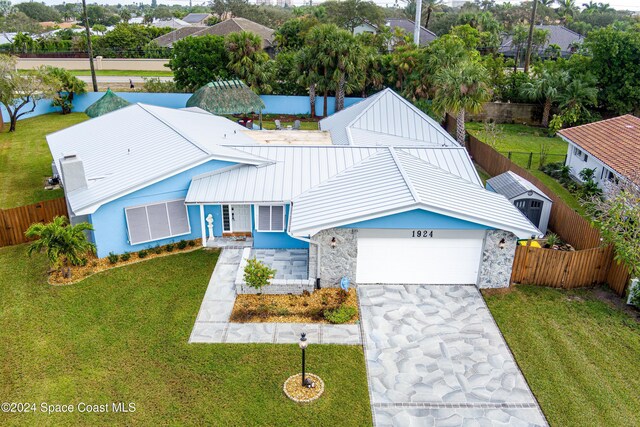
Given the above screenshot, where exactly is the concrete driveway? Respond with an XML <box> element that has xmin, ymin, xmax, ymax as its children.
<box><xmin>358</xmin><ymin>285</ymin><xmax>547</xmax><ymax>426</ymax></box>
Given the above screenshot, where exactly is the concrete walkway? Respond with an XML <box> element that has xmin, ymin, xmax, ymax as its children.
<box><xmin>358</xmin><ymin>285</ymin><xmax>547</xmax><ymax>427</ymax></box>
<box><xmin>189</xmin><ymin>248</ymin><xmax>361</xmax><ymax>345</ymax></box>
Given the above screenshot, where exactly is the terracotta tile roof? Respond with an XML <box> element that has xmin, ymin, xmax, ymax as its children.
<box><xmin>558</xmin><ymin>115</ymin><xmax>640</xmax><ymax>180</ymax></box>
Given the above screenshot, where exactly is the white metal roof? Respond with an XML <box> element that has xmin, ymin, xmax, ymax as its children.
<box><xmin>47</xmin><ymin>104</ymin><xmax>268</xmax><ymax>215</ymax></box>
<box><xmin>487</xmin><ymin>171</ymin><xmax>552</xmax><ymax>201</ymax></box>
<box><xmin>289</xmin><ymin>147</ymin><xmax>541</xmax><ymax>239</ymax></box>
<box><xmin>184</xmin><ymin>145</ymin><xmax>480</xmax><ymax>205</ymax></box>
<box><xmin>319</xmin><ymin>88</ymin><xmax>460</xmax><ymax>147</ymax></box>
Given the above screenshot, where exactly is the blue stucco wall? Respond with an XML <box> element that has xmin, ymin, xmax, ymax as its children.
<box><xmin>341</xmin><ymin>209</ymin><xmax>493</xmax><ymax>230</ymax></box>
<box><xmin>1</xmin><ymin>92</ymin><xmax>364</xmax><ymax>122</ymax></box>
<box><xmin>91</xmin><ymin>159</ymin><xmax>233</xmax><ymax>257</ymax></box>
<box><xmin>251</xmin><ymin>205</ymin><xmax>309</xmax><ymax>249</ymax></box>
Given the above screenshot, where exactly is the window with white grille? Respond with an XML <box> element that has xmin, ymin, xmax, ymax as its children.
<box><xmin>125</xmin><ymin>200</ymin><xmax>190</xmax><ymax>245</ymax></box>
<box><xmin>256</xmin><ymin>205</ymin><xmax>285</xmax><ymax>232</ymax></box>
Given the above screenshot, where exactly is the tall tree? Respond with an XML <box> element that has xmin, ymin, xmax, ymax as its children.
<box><xmin>332</xmin><ymin>31</ymin><xmax>364</xmax><ymax>111</ymax></box>
<box><xmin>45</xmin><ymin>67</ymin><xmax>87</xmax><ymax>115</ymax></box>
<box><xmin>0</xmin><ymin>55</ymin><xmax>58</xmax><ymax>132</ymax></box>
<box><xmin>432</xmin><ymin>59</ymin><xmax>491</xmax><ymax>144</ymax></box>
<box><xmin>169</xmin><ymin>35</ymin><xmax>229</xmax><ymax>91</ymax></box>
<box><xmin>305</xmin><ymin>24</ymin><xmax>342</xmax><ymax>117</ymax></box>
<box><xmin>520</xmin><ymin>64</ymin><xmax>567</xmax><ymax>127</ymax></box>
<box><xmin>324</xmin><ymin>0</ymin><xmax>384</xmax><ymax>33</ymax></box>
<box><xmin>225</xmin><ymin>31</ymin><xmax>272</xmax><ymax>93</ymax></box>
<box><xmin>81</xmin><ymin>0</ymin><xmax>97</xmax><ymax>92</ymax></box>
<box><xmin>523</xmin><ymin>0</ymin><xmax>539</xmax><ymax>73</ymax></box>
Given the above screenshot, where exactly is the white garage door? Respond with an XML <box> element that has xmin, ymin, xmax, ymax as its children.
<box><xmin>356</xmin><ymin>229</ymin><xmax>486</xmax><ymax>285</ymax></box>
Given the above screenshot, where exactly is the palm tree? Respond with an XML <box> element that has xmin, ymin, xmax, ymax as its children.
<box><xmin>423</xmin><ymin>0</ymin><xmax>443</xmax><ymax>30</ymax></box>
<box><xmin>294</xmin><ymin>47</ymin><xmax>319</xmax><ymax>117</ymax></box>
<box><xmin>332</xmin><ymin>31</ymin><xmax>365</xmax><ymax>111</ymax></box>
<box><xmin>225</xmin><ymin>31</ymin><xmax>272</xmax><ymax>93</ymax></box>
<box><xmin>557</xmin><ymin>75</ymin><xmax>598</xmax><ymax>115</ymax></box>
<box><xmin>520</xmin><ymin>66</ymin><xmax>568</xmax><ymax>127</ymax></box>
<box><xmin>305</xmin><ymin>24</ymin><xmax>342</xmax><ymax>117</ymax></box>
<box><xmin>432</xmin><ymin>59</ymin><xmax>491</xmax><ymax>145</ymax></box>
<box><xmin>539</xmin><ymin>0</ymin><xmax>555</xmax><ymax>6</ymax></box>
<box><xmin>26</xmin><ymin>216</ymin><xmax>95</xmax><ymax>278</ymax></box>
<box><xmin>582</xmin><ymin>0</ymin><xmax>598</xmax><ymax>12</ymax></box>
<box><xmin>556</xmin><ymin>0</ymin><xmax>579</xmax><ymax>21</ymax></box>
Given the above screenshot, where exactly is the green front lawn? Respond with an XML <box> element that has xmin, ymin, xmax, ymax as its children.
<box><xmin>0</xmin><ymin>113</ymin><xmax>89</xmax><ymax>208</ymax></box>
<box><xmin>68</xmin><ymin>70</ymin><xmax>174</xmax><ymax>77</ymax></box>
<box><xmin>466</xmin><ymin>122</ymin><xmax>584</xmax><ymax>214</ymax></box>
<box><xmin>484</xmin><ymin>285</ymin><xmax>640</xmax><ymax>427</ymax></box>
<box><xmin>0</xmin><ymin>246</ymin><xmax>372</xmax><ymax>426</ymax></box>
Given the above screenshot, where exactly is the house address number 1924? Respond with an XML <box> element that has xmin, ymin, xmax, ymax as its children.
<box><xmin>412</xmin><ymin>230</ymin><xmax>434</xmax><ymax>238</ymax></box>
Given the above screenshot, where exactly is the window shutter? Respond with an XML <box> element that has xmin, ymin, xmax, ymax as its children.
<box><xmin>147</xmin><ymin>203</ymin><xmax>171</xmax><ymax>240</ymax></box>
<box><xmin>167</xmin><ymin>200</ymin><xmax>190</xmax><ymax>235</ymax></box>
<box><xmin>126</xmin><ymin>206</ymin><xmax>150</xmax><ymax>245</ymax></box>
<box><xmin>271</xmin><ymin>206</ymin><xmax>284</xmax><ymax>231</ymax></box>
<box><xmin>258</xmin><ymin>206</ymin><xmax>271</xmax><ymax>231</ymax></box>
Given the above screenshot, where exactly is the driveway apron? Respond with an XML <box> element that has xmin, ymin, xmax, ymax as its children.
<box><xmin>358</xmin><ymin>284</ymin><xmax>547</xmax><ymax>427</ymax></box>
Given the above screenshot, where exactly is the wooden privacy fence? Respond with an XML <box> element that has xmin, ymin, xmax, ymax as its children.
<box><xmin>443</xmin><ymin>114</ymin><xmax>631</xmax><ymax>294</ymax></box>
<box><xmin>0</xmin><ymin>198</ymin><xmax>68</xmax><ymax>247</ymax></box>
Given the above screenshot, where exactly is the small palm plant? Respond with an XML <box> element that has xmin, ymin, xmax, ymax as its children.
<box><xmin>25</xmin><ymin>216</ymin><xmax>96</xmax><ymax>278</ymax></box>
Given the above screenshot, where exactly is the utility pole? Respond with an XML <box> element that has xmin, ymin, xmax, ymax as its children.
<box><xmin>413</xmin><ymin>0</ymin><xmax>422</xmax><ymax>46</ymax></box>
<box><xmin>523</xmin><ymin>0</ymin><xmax>538</xmax><ymax>73</ymax></box>
<box><xmin>82</xmin><ymin>0</ymin><xmax>98</xmax><ymax>92</ymax></box>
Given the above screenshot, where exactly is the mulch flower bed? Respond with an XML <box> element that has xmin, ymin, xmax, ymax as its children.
<box><xmin>230</xmin><ymin>288</ymin><xmax>359</xmax><ymax>324</ymax></box>
<box><xmin>283</xmin><ymin>373</ymin><xmax>324</xmax><ymax>403</ymax></box>
<box><xmin>48</xmin><ymin>240</ymin><xmax>203</xmax><ymax>285</ymax></box>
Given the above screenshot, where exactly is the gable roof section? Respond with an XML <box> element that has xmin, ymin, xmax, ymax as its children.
<box><xmin>500</xmin><ymin>25</ymin><xmax>583</xmax><ymax>55</ymax></box>
<box><xmin>319</xmin><ymin>88</ymin><xmax>460</xmax><ymax>147</ymax></box>
<box><xmin>184</xmin><ymin>145</ymin><xmax>480</xmax><ymax>204</ymax></box>
<box><xmin>558</xmin><ymin>114</ymin><xmax>640</xmax><ymax>181</ymax></box>
<box><xmin>487</xmin><ymin>171</ymin><xmax>552</xmax><ymax>201</ymax></box>
<box><xmin>192</xmin><ymin>18</ymin><xmax>274</xmax><ymax>48</ymax></box>
<box><xmin>47</xmin><ymin>104</ymin><xmax>268</xmax><ymax>215</ymax></box>
<box><xmin>290</xmin><ymin>148</ymin><xmax>540</xmax><ymax>239</ymax></box>
<box><xmin>183</xmin><ymin>13</ymin><xmax>211</xmax><ymax>23</ymax></box>
<box><xmin>386</xmin><ymin>18</ymin><xmax>437</xmax><ymax>45</ymax></box>
<box><xmin>152</xmin><ymin>26</ymin><xmax>207</xmax><ymax>47</ymax></box>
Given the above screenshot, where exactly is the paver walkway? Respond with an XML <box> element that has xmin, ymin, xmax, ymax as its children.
<box><xmin>358</xmin><ymin>285</ymin><xmax>547</xmax><ymax>426</ymax></box>
<box><xmin>189</xmin><ymin>248</ymin><xmax>361</xmax><ymax>345</ymax></box>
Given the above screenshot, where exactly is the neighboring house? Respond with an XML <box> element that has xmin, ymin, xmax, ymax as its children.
<box><xmin>152</xmin><ymin>17</ymin><xmax>275</xmax><ymax>51</ymax></box>
<box><xmin>353</xmin><ymin>18</ymin><xmax>437</xmax><ymax>47</ymax></box>
<box><xmin>150</xmin><ymin>18</ymin><xmax>191</xmax><ymax>30</ymax></box>
<box><xmin>151</xmin><ymin>26</ymin><xmax>206</xmax><ymax>48</ymax></box>
<box><xmin>48</xmin><ymin>89</ymin><xmax>539</xmax><ymax>289</ymax></box>
<box><xmin>558</xmin><ymin>115</ymin><xmax>640</xmax><ymax>189</ymax></box>
<box><xmin>486</xmin><ymin>171</ymin><xmax>552</xmax><ymax>234</ymax></box>
<box><xmin>182</xmin><ymin>13</ymin><xmax>212</xmax><ymax>25</ymax></box>
<box><xmin>499</xmin><ymin>25</ymin><xmax>584</xmax><ymax>59</ymax></box>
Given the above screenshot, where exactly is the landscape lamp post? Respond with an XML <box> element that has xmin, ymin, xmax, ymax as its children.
<box><xmin>299</xmin><ymin>332</ymin><xmax>310</xmax><ymax>386</ymax></box>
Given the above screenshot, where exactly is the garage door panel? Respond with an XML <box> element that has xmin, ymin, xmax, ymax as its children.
<box><xmin>356</xmin><ymin>229</ymin><xmax>485</xmax><ymax>285</ymax></box>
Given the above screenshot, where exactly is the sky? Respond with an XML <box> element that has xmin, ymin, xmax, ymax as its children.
<box><xmin>11</xmin><ymin>0</ymin><xmax>640</xmax><ymax>12</ymax></box>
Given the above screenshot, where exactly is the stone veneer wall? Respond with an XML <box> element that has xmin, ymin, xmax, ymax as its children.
<box><xmin>310</xmin><ymin>228</ymin><xmax>358</xmax><ymax>288</ymax></box>
<box><xmin>478</xmin><ymin>230</ymin><xmax>518</xmax><ymax>288</ymax></box>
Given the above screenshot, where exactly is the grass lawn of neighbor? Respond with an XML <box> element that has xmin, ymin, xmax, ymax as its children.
<box><xmin>466</xmin><ymin>122</ymin><xmax>584</xmax><ymax>214</ymax></box>
<box><xmin>484</xmin><ymin>285</ymin><xmax>640</xmax><ymax>427</ymax></box>
<box><xmin>68</xmin><ymin>70</ymin><xmax>174</xmax><ymax>77</ymax></box>
<box><xmin>0</xmin><ymin>246</ymin><xmax>372</xmax><ymax>426</ymax></box>
<box><xmin>0</xmin><ymin>113</ymin><xmax>89</xmax><ymax>208</ymax></box>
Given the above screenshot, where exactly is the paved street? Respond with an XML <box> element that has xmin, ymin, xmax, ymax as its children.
<box><xmin>358</xmin><ymin>284</ymin><xmax>547</xmax><ymax>426</ymax></box>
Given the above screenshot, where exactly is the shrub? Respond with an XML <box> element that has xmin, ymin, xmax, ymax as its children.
<box><xmin>153</xmin><ymin>246</ymin><xmax>162</xmax><ymax>255</ymax></box>
<box><xmin>120</xmin><ymin>252</ymin><xmax>131</xmax><ymax>261</ymax></box>
<box><xmin>108</xmin><ymin>252</ymin><xmax>119</xmax><ymax>264</ymax></box>
<box><xmin>138</xmin><ymin>249</ymin><xmax>148</xmax><ymax>258</ymax></box>
<box><xmin>188</xmin><ymin>240</ymin><xmax>196</xmax><ymax>247</ymax></box>
<box><xmin>165</xmin><ymin>244</ymin><xmax>174</xmax><ymax>252</ymax></box>
<box><xmin>243</xmin><ymin>258</ymin><xmax>276</xmax><ymax>293</ymax></box>
<box><xmin>324</xmin><ymin>305</ymin><xmax>357</xmax><ymax>324</ymax></box>
<box><xmin>177</xmin><ymin>240</ymin><xmax>188</xmax><ymax>250</ymax></box>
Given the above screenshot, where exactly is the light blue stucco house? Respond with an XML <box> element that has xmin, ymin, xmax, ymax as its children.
<box><xmin>48</xmin><ymin>89</ymin><xmax>540</xmax><ymax>289</ymax></box>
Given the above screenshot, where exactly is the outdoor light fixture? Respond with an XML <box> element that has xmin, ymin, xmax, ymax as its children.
<box><xmin>299</xmin><ymin>333</ymin><xmax>312</xmax><ymax>387</ymax></box>
<box><xmin>330</xmin><ymin>237</ymin><xmax>337</xmax><ymax>249</ymax></box>
<box><xmin>498</xmin><ymin>238</ymin><xmax>506</xmax><ymax>250</ymax></box>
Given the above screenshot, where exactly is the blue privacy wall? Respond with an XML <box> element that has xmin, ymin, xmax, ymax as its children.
<box><xmin>252</xmin><ymin>205</ymin><xmax>309</xmax><ymax>249</ymax></box>
<box><xmin>90</xmin><ymin>159</ymin><xmax>234</xmax><ymax>258</ymax></box>
<box><xmin>1</xmin><ymin>92</ymin><xmax>364</xmax><ymax>122</ymax></box>
<box><xmin>341</xmin><ymin>209</ymin><xmax>493</xmax><ymax>230</ymax></box>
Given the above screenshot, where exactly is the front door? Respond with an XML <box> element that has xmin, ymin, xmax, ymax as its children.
<box><xmin>224</xmin><ymin>204</ymin><xmax>251</xmax><ymax>233</ymax></box>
